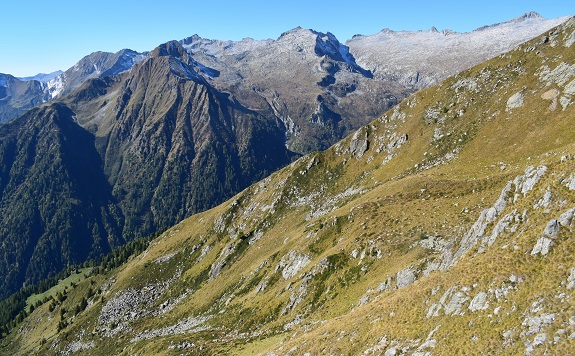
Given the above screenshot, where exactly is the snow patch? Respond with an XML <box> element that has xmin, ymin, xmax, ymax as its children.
<box><xmin>46</xmin><ymin>74</ymin><xmax>65</xmax><ymax>99</ymax></box>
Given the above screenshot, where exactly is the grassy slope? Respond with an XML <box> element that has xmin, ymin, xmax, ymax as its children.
<box><xmin>3</xmin><ymin>18</ymin><xmax>575</xmax><ymax>355</ymax></box>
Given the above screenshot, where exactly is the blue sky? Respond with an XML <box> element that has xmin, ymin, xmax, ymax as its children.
<box><xmin>1</xmin><ymin>1</ymin><xmax>574</xmax><ymax>77</ymax></box>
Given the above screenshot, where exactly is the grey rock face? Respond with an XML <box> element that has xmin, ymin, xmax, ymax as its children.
<box><xmin>444</xmin><ymin>291</ymin><xmax>469</xmax><ymax>316</ymax></box>
<box><xmin>566</xmin><ymin>267</ymin><xmax>575</xmax><ymax>290</ymax></box>
<box><xmin>396</xmin><ymin>267</ymin><xmax>417</xmax><ymax>289</ymax></box>
<box><xmin>558</xmin><ymin>207</ymin><xmax>575</xmax><ymax>227</ymax></box>
<box><xmin>522</xmin><ymin>313</ymin><xmax>555</xmax><ymax>336</ymax></box>
<box><xmin>531</xmin><ymin>207</ymin><xmax>575</xmax><ymax>255</ymax></box>
<box><xmin>349</xmin><ymin>128</ymin><xmax>369</xmax><ymax>158</ymax></box>
<box><xmin>534</xmin><ymin>189</ymin><xmax>552</xmax><ymax>209</ymax></box>
<box><xmin>539</xmin><ymin>62</ymin><xmax>575</xmax><ymax>87</ymax></box>
<box><xmin>277</xmin><ymin>251</ymin><xmax>311</xmax><ymax>279</ymax></box>
<box><xmin>469</xmin><ymin>291</ymin><xmax>489</xmax><ymax>312</ymax></box>
<box><xmin>427</xmin><ymin>285</ymin><xmax>474</xmax><ymax>317</ymax></box>
<box><xmin>494</xmin><ymin>182</ymin><xmax>513</xmax><ymax>214</ymax></box>
<box><xmin>478</xmin><ymin>210</ymin><xmax>517</xmax><ymax>252</ymax></box>
<box><xmin>451</xmin><ymin>181</ymin><xmax>512</xmax><ymax>263</ymax></box>
<box><xmin>347</xmin><ymin>13</ymin><xmax>567</xmax><ymax>92</ymax></box>
<box><xmin>210</xmin><ymin>244</ymin><xmax>236</xmax><ymax>280</ymax></box>
<box><xmin>506</xmin><ymin>91</ymin><xmax>525</xmax><ymax>110</ymax></box>
<box><xmin>441</xmin><ymin>164</ymin><xmax>548</xmax><ymax>271</ymax></box>
<box><xmin>562</xmin><ymin>174</ymin><xmax>575</xmax><ymax>190</ymax></box>
<box><xmin>531</xmin><ymin>237</ymin><xmax>554</xmax><ymax>256</ymax></box>
<box><xmin>514</xmin><ymin>165</ymin><xmax>548</xmax><ymax>196</ymax></box>
<box><xmin>377</xmin><ymin>277</ymin><xmax>393</xmax><ymax>292</ymax></box>
<box><xmin>543</xmin><ymin>219</ymin><xmax>560</xmax><ymax>238</ymax></box>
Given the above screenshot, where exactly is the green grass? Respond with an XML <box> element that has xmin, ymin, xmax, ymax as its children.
<box><xmin>25</xmin><ymin>267</ymin><xmax>93</xmax><ymax>312</ymax></box>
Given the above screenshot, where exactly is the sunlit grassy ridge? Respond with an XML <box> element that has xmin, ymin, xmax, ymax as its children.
<box><xmin>3</xmin><ymin>17</ymin><xmax>575</xmax><ymax>356</ymax></box>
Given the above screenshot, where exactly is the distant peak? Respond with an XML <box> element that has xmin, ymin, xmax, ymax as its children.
<box><xmin>504</xmin><ymin>12</ymin><xmax>545</xmax><ymax>25</ymax></box>
<box><xmin>474</xmin><ymin>12</ymin><xmax>546</xmax><ymax>32</ymax></box>
<box><xmin>279</xmin><ymin>26</ymin><xmax>311</xmax><ymax>38</ymax></box>
<box><xmin>379</xmin><ymin>28</ymin><xmax>395</xmax><ymax>34</ymax></box>
<box><xmin>151</xmin><ymin>40</ymin><xmax>187</xmax><ymax>59</ymax></box>
<box><xmin>519</xmin><ymin>11</ymin><xmax>543</xmax><ymax>20</ymax></box>
<box><xmin>180</xmin><ymin>34</ymin><xmax>205</xmax><ymax>45</ymax></box>
<box><xmin>283</xmin><ymin>27</ymin><xmax>338</xmax><ymax>40</ymax></box>
<box><xmin>430</xmin><ymin>26</ymin><xmax>439</xmax><ymax>33</ymax></box>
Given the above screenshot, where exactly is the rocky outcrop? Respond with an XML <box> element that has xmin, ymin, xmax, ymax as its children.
<box><xmin>349</xmin><ymin>129</ymin><xmax>369</xmax><ymax>158</ymax></box>
<box><xmin>396</xmin><ymin>267</ymin><xmax>417</xmax><ymax>289</ymax></box>
<box><xmin>506</xmin><ymin>91</ymin><xmax>525</xmax><ymax>110</ymax></box>
<box><xmin>276</xmin><ymin>251</ymin><xmax>311</xmax><ymax>280</ymax></box>
<box><xmin>130</xmin><ymin>316</ymin><xmax>211</xmax><ymax>343</ymax></box>
<box><xmin>468</xmin><ymin>291</ymin><xmax>489</xmax><ymax>312</ymax></box>
<box><xmin>531</xmin><ymin>207</ymin><xmax>575</xmax><ymax>255</ymax></box>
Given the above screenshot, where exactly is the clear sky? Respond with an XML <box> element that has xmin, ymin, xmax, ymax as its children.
<box><xmin>1</xmin><ymin>0</ymin><xmax>574</xmax><ymax>77</ymax></box>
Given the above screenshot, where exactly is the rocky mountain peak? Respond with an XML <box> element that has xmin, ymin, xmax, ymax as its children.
<box><xmin>474</xmin><ymin>11</ymin><xmax>550</xmax><ymax>32</ymax></box>
<box><xmin>181</xmin><ymin>34</ymin><xmax>203</xmax><ymax>44</ymax></box>
<box><xmin>276</xmin><ymin>26</ymin><xmax>321</xmax><ymax>52</ymax></box>
<box><xmin>278</xmin><ymin>26</ymin><xmax>309</xmax><ymax>37</ymax></box>
<box><xmin>150</xmin><ymin>40</ymin><xmax>188</xmax><ymax>59</ymax></box>
<box><xmin>517</xmin><ymin>11</ymin><xmax>543</xmax><ymax>20</ymax></box>
<box><xmin>275</xmin><ymin>27</ymin><xmax>366</xmax><ymax>75</ymax></box>
<box><xmin>17</xmin><ymin>70</ymin><xmax>63</xmax><ymax>83</ymax></box>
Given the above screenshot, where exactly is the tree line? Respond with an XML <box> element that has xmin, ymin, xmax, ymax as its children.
<box><xmin>0</xmin><ymin>227</ymin><xmax>166</xmax><ymax>339</ymax></box>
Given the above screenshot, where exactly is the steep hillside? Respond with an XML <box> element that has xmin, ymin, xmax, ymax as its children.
<box><xmin>4</xmin><ymin>15</ymin><xmax>575</xmax><ymax>356</ymax></box>
<box><xmin>0</xmin><ymin>41</ymin><xmax>294</xmax><ymax>299</ymax></box>
<box><xmin>0</xmin><ymin>13</ymin><xmax>563</xmax><ymax>298</ymax></box>
<box><xmin>0</xmin><ymin>103</ymin><xmax>123</xmax><ymax>297</ymax></box>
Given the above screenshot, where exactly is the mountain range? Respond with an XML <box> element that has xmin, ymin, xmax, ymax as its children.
<box><xmin>2</xmin><ymin>13</ymin><xmax>575</xmax><ymax>355</ymax></box>
<box><xmin>1</xmin><ymin>11</ymin><xmax>566</xmax><ymax>148</ymax></box>
<box><xmin>0</xmin><ymin>10</ymin><xmax>572</xmax><ymax>342</ymax></box>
